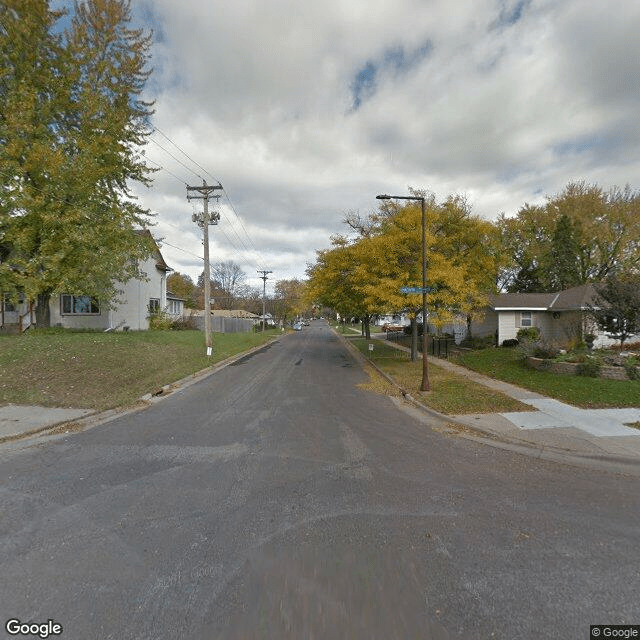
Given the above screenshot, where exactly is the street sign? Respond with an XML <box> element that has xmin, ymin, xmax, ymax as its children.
<box><xmin>400</xmin><ymin>286</ymin><xmax>434</xmax><ymax>294</ymax></box>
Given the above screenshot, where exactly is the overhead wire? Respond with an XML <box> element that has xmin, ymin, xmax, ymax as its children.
<box><xmin>148</xmin><ymin>126</ymin><xmax>270</xmax><ymax>275</ymax></box>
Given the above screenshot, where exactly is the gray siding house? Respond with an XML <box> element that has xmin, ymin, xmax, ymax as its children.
<box><xmin>470</xmin><ymin>284</ymin><xmax>633</xmax><ymax>347</ymax></box>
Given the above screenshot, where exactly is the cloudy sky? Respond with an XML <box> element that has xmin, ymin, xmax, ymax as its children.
<box><xmin>125</xmin><ymin>0</ymin><xmax>640</xmax><ymax>293</ymax></box>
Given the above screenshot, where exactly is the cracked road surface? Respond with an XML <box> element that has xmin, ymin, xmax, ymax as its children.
<box><xmin>1</xmin><ymin>320</ymin><xmax>639</xmax><ymax>639</ymax></box>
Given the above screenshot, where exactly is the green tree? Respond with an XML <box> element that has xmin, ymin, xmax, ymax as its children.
<box><xmin>546</xmin><ymin>214</ymin><xmax>581</xmax><ymax>290</ymax></box>
<box><xmin>499</xmin><ymin>182</ymin><xmax>640</xmax><ymax>293</ymax></box>
<box><xmin>588</xmin><ymin>275</ymin><xmax>640</xmax><ymax>347</ymax></box>
<box><xmin>0</xmin><ymin>0</ymin><xmax>155</xmax><ymax>327</ymax></box>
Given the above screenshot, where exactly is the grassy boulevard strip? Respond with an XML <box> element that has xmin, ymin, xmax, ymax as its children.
<box><xmin>344</xmin><ymin>332</ymin><xmax>640</xmax><ymax>414</ymax></box>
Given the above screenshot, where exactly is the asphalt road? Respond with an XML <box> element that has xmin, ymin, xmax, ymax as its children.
<box><xmin>1</xmin><ymin>320</ymin><xmax>639</xmax><ymax>639</ymax></box>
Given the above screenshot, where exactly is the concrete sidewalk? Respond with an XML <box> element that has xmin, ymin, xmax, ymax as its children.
<box><xmin>0</xmin><ymin>404</ymin><xmax>94</xmax><ymax>441</ymax></box>
<box><xmin>361</xmin><ymin>332</ymin><xmax>640</xmax><ymax>470</ymax></box>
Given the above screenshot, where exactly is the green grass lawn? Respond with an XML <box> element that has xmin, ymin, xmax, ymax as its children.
<box><xmin>454</xmin><ymin>347</ymin><xmax>640</xmax><ymax>409</ymax></box>
<box><xmin>349</xmin><ymin>338</ymin><xmax>529</xmax><ymax>415</ymax></box>
<box><xmin>0</xmin><ymin>329</ymin><xmax>279</xmax><ymax>411</ymax></box>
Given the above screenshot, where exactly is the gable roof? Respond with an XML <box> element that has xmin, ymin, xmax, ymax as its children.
<box><xmin>136</xmin><ymin>229</ymin><xmax>171</xmax><ymax>273</ymax></box>
<box><xmin>551</xmin><ymin>284</ymin><xmax>598</xmax><ymax>310</ymax></box>
<box><xmin>490</xmin><ymin>284</ymin><xmax>598</xmax><ymax>311</ymax></box>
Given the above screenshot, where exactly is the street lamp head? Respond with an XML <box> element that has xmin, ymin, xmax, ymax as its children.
<box><xmin>376</xmin><ymin>194</ymin><xmax>391</xmax><ymax>200</ymax></box>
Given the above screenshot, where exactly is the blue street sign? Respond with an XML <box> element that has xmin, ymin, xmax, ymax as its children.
<box><xmin>400</xmin><ymin>286</ymin><xmax>434</xmax><ymax>294</ymax></box>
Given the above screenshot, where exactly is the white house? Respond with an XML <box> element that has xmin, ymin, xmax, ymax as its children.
<box><xmin>1</xmin><ymin>232</ymin><xmax>179</xmax><ymax>333</ymax></box>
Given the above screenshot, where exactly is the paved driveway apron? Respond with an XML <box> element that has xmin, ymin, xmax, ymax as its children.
<box><xmin>1</xmin><ymin>321</ymin><xmax>639</xmax><ymax>639</ymax></box>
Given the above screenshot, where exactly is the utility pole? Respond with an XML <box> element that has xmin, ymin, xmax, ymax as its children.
<box><xmin>257</xmin><ymin>270</ymin><xmax>272</xmax><ymax>332</ymax></box>
<box><xmin>187</xmin><ymin>181</ymin><xmax>222</xmax><ymax>355</ymax></box>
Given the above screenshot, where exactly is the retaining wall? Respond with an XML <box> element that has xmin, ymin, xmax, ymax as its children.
<box><xmin>526</xmin><ymin>356</ymin><xmax>638</xmax><ymax>381</ymax></box>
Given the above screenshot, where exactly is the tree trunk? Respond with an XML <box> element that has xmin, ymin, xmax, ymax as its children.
<box><xmin>35</xmin><ymin>292</ymin><xmax>51</xmax><ymax>328</ymax></box>
<box><xmin>364</xmin><ymin>315</ymin><xmax>371</xmax><ymax>340</ymax></box>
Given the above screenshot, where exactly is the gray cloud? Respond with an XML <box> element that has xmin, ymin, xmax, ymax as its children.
<box><xmin>129</xmin><ymin>0</ymin><xmax>640</xmax><ymax>292</ymax></box>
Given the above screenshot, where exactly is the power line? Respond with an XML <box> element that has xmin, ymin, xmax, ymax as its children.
<box><xmin>153</xmin><ymin>126</ymin><xmax>213</xmax><ymax>181</ymax></box>
<box><xmin>149</xmin><ymin>126</ymin><xmax>267</xmax><ymax>269</ymax></box>
<box><xmin>144</xmin><ymin>156</ymin><xmax>189</xmax><ymax>186</ymax></box>
<box><xmin>148</xmin><ymin>136</ymin><xmax>204</xmax><ymax>181</ymax></box>
<box><xmin>159</xmin><ymin>240</ymin><xmax>204</xmax><ymax>261</ymax></box>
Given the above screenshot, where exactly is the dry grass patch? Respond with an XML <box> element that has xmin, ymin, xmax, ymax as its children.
<box><xmin>350</xmin><ymin>338</ymin><xmax>529</xmax><ymax>415</ymax></box>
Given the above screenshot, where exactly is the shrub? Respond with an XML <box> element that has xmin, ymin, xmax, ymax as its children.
<box><xmin>516</xmin><ymin>337</ymin><xmax>538</xmax><ymax>363</ymax></box>
<box><xmin>253</xmin><ymin>322</ymin><xmax>276</xmax><ymax>332</ymax></box>
<box><xmin>502</xmin><ymin>339</ymin><xmax>519</xmax><ymax>347</ymax></box>
<box><xmin>576</xmin><ymin>358</ymin><xmax>601</xmax><ymax>378</ymax></box>
<box><xmin>624</xmin><ymin>357</ymin><xmax>640</xmax><ymax>381</ymax></box>
<box><xmin>460</xmin><ymin>335</ymin><xmax>494</xmax><ymax>349</ymax></box>
<box><xmin>517</xmin><ymin>327</ymin><xmax>540</xmax><ymax>341</ymax></box>
<box><xmin>533</xmin><ymin>340</ymin><xmax>561</xmax><ymax>359</ymax></box>
<box><xmin>403</xmin><ymin>323</ymin><xmax>425</xmax><ymax>336</ymax></box>
<box><xmin>149</xmin><ymin>312</ymin><xmax>173</xmax><ymax>331</ymax></box>
<box><xmin>170</xmin><ymin>316</ymin><xmax>198</xmax><ymax>330</ymax></box>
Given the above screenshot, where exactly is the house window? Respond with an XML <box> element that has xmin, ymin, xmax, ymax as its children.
<box><xmin>3</xmin><ymin>294</ymin><xmax>16</xmax><ymax>312</ymax></box>
<box><xmin>148</xmin><ymin>298</ymin><xmax>160</xmax><ymax>314</ymax></box>
<box><xmin>3</xmin><ymin>293</ymin><xmax>24</xmax><ymax>312</ymax></box>
<box><xmin>167</xmin><ymin>300</ymin><xmax>181</xmax><ymax>315</ymax></box>
<box><xmin>61</xmin><ymin>295</ymin><xmax>100</xmax><ymax>315</ymax></box>
<box><xmin>520</xmin><ymin>311</ymin><xmax>532</xmax><ymax>327</ymax></box>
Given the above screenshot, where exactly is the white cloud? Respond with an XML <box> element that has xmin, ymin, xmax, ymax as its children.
<box><xmin>130</xmin><ymin>0</ymin><xmax>640</xmax><ymax>292</ymax></box>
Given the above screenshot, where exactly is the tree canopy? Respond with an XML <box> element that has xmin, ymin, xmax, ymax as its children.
<box><xmin>498</xmin><ymin>182</ymin><xmax>640</xmax><ymax>293</ymax></box>
<box><xmin>588</xmin><ymin>274</ymin><xmax>640</xmax><ymax>346</ymax></box>
<box><xmin>0</xmin><ymin>0</ymin><xmax>155</xmax><ymax>326</ymax></box>
<box><xmin>167</xmin><ymin>272</ymin><xmax>196</xmax><ymax>309</ymax></box>
<box><xmin>306</xmin><ymin>191</ymin><xmax>502</xmax><ymax>339</ymax></box>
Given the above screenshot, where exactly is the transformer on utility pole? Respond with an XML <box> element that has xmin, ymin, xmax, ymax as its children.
<box><xmin>257</xmin><ymin>270</ymin><xmax>272</xmax><ymax>332</ymax></box>
<box><xmin>187</xmin><ymin>181</ymin><xmax>222</xmax><ymax>355</ymax></box>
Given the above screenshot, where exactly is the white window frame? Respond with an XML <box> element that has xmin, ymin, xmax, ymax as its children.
<box><xmin>520</xmin><ymin>311</ymin><xmax>532</xmax><ymax>327</ymax></box>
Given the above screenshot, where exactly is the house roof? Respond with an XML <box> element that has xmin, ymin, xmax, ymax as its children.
<box><xmin>490</xmin><ymin>292</ymin><xmax>558</xmax><ymax>310</ymax></box>
<box><xmin>136</xmin><ymin>229</ymin><xmax>172</xmax><ymax>273</ymax></box>
<box><xmin>490</xmin><ymin>284</ymin><xmax>599</xmax><ymax>311</ymax></box>
<box><xmin>211</xmin><ymin>309</ymin><xmax>259</xmax><ymax>318</ymax></box>
<box><xmin>551</xmin><ymin>284</ymin><xmax>598</xmax><ymax>310</ymax></box>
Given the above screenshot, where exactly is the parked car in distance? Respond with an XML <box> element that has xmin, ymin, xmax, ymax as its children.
<box><xmin>293</xmin><ymin>322</ymin><xmax>302</xmax><ymax>331</ymax></box>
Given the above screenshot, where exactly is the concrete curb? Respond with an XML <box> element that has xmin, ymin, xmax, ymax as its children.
<box><xmin>334</xmin><ymin>328</ymin><xmax>640</xmax><ymax>476</ymax></box>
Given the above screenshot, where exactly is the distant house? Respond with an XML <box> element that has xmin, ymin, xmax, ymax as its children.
<box><xmin>468</xmin><ymin>284</ymin><xmax>634</xmax><ymax>347</ymax></box>
<box><xmin>165</xmin><ymin>291</ymin><xmax>185</xmax><ymax>319</ymax></box>
<box><xmin>1</xmin><ymin>231</ymin><xmax>175</xmax><ymax>333</ymax></box>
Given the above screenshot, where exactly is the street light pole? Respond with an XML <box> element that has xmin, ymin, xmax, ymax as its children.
<box><xmin>376</xmin><ymin>193</ymin><xmax>430</xmax><ymax>392</ymax></box>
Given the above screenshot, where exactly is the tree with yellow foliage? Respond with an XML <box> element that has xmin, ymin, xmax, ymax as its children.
<box><xmin>305</xmin><ymin>191</ymin><xmax>503</xmax><ymax>350</ymax></box>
